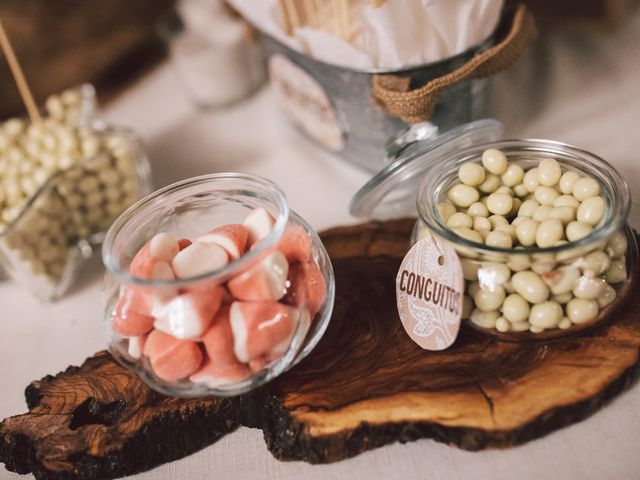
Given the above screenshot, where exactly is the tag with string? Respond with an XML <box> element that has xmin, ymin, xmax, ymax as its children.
<box><xmin>396</xmin><ymin>231</ymin><xmax>464</xmax><ymax>350</ymax></box>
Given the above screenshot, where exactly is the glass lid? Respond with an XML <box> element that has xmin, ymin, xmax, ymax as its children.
<box><xmin>350</xmin><ymin>119</ymin><xmax>504</xmax><ymax>219</ymax></box>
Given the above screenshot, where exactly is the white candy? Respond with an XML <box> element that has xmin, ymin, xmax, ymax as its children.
<box><xmin>518</xmin><ymin>199</ymin><xmax>539</xmax><ymax>217</ymax></box>
<box><xmin>515</xmin><ymin>218</ymin><xmax>539</xmax><ymax>247</ymax></box>
<box><xmin>538</xmin><ymin>158</ymin><xmax>562</xmax><ymax>187</ymax></box>
<box><xmin>243</xmin><ymin>207</ymin><xmax>275</xmax><ymax>245</ymax></box>
<box><xmin>488</xmin><ymin>214</ymin><xmax>509</xmax><ymax>229</ymax></box>
<box><xmin>467</xmin><ymin>202</ymin><xmax>489</xmax><ymax>217</ymax></box>
<box><xmin>452</xmin><ymin>227</ymin><xmax>483</xmax><ymax>244</ymax></box>
<box><xmin>485</xmin><ymin>230</ymin><xmax>512</xmax><ymax>248</ymax></box>
<box><xmin>543</xmin><ymin>266</ymin><xmax>581</xmax><ymax>295</ymax></box>
<box><xmin>447</xmin><ymin>212</ymin><xmax>473</xmax><ymax>229</ymax></box>
<box><xmin>458</xmin><ymin>163</ymin><xmax>486</xmax><ymax>186</ymax></box>
<box><xmin>553</xmin><ymin>292</ymin><xmax>573</xmax><ymax>304</ymax></box>
<box><xmin>473</xmin><ymin>286</ymin><xmax>505</xmax><ymax>311</ymax></box>
<box><xmin>579</xmin><ymin>251</ymin><xmax>610</xmax><ymax>275</ymax></box>
<box><xmin>470</xmin><ymin>309</ymin><xmax>500</xmax><ymax>329</ymax></box>
<box><xmin>487</xmin><ymin>192</ymin><xmax>513</xmax><ymax>215</ymax></box>
<box><xmin>548</xmin><ymin>206</ymin><xmax>576</xmax><ymax>224</ymax></box>
<box><xmin>481</xmin><ymin>148</ymin><xmax>508</xmax><ymax>175</ymax></box>
<box><xmin>513</xmin><ymin>184</ymin><xmax>529</xmax><ymax>198</ymax></box>
<box><xmin>536</xmin><ymin>218</ymin><xmax>564</xmax><ymax>248</ymax></box>
<box><xmin>577</xmin><ymin>196</ymin><xmax>605</xmax><ymax>226</ymax></box>
<box><xmin>598</xmin><ymin>284</ymin><xmax>617</xmax><ymax>308</ymax></box>
<box><xmin>559</xmin><ymin>171</ymin><xmax>581</xmax><ymax>195</ymax></box>
<box><xmin>529</xmin><ymin>301</ymin><xmax>563</xmax><ymax>328</ymax></box>
<box><xmin>511</xmin><ymin>321</ymin><xmax>531</xmax><ymax>332</ymax></box>
<box><xmin>171</xmin><ymin>242</ymin><xmax>228</xmax><ymax>278</ymax></box>
<box><xmin>606</xmin><ymin>231</ymin><xmax>627</xmax><ymax>258</ymax></box>
<box><xmin>473</xmin><ymin>216</ymin><xmax>491</xmax><ymax>232</ymax></box>
<box><xmin>501</xmin><ymin>164</ymin><xmax>525</xmax><ymax>187</ymax></box>
<box><xmin>128</xmin><ymin>336</ymin><xmax>145</xmax><ymax>359</ymax></box>
<box><xmin>478</xmin><ymin>263</ymin><xmax>511</xmax><ymax>286</ymax></box>
<box><xmin>553</xmin><ymin>195</ymin><xmax>580</xmax><ymax>209</ymax></box>
<box><xmin>502</xmin><ymin>293</ymin><xmax>529</xmax><ymax>323</ymax></box>
<box><xmin>523</xmin><ymin>168</ymin><xmax>539</xmax><ymax>193</ymax></box>
<box><xmin>534</xmin><ymin>186</ymin><xmax>560</xmax><ymax>206</ymax></box>
<box><xmin>558</xmin><ymin>317</ymin><xmax>572</xmax><ymax>329</ymax></box>
<box><xmin>478</xmin><ymin>174</ymin><xmax>501</xmax><ymax>194</ymax></box>
<box><xmin>532</xmin><ymin>205</ymin><xmax>553</xmax><ymax>222</ymax></box>
<box><xmin>572</xmin><ymin>276</ymin><xmax>606</xmax><ymax>300</ymax></box>
<box><xmin>447</xmin><ymin>184</ymin><xmax>479</xmax><ymax>208</ymax></box>
<box><xmin>512</xmin><ymin>271</ymin><xmax>549</xmax><ymax>303</ymax></box>
<box><xmin>572</xmin><ymin>177</ymin><xmax>600</xmax><ymax>201</ymax></box>
<box><xmin>566</xmin><ymin>221</ymin><xmax>593</xmax><ymax>242</ymax></box>
<box><xmin>495</xmin><ymin>317</ymin><xmax>510</xmax><ymax>332</ymax></box>
<box><xmin>566</xmin><ymin>298</ymin><xmax>599</xmax><ymax>324</ymax></box>
<box><xmin>605</xmin><ymin>259</ymin><xmax>627</xmax><ymax>284</ymax></box>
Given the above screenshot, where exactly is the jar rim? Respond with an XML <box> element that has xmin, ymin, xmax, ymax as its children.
<box><xmin>101</xmin><ymin>172</ymin><xmax>290</xmax><ymax>286</ymax></box>
<box><xmin>416</xmin><ymin>138</ymin><xmax>631</xmax><ymax>256</ymax></box>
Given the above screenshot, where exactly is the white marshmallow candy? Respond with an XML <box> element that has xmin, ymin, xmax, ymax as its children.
<box><xmin>243</xmin><ymin>207</ymin><xmax>275</xmax><ymax>245</ymax></box>
<box><xmin>171</xmin><ymin>241</ymin><xmax>228</xmax><ymax>278</ymax></box>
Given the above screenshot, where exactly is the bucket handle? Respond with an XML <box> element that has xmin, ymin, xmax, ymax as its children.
<box><xmin>372</xmin><ymin>4</ymin><xmax>537</xmax><ymax>124</ymax></box>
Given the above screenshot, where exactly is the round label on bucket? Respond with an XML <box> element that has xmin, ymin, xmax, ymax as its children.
<box><xmin>396</xmin><ymin>233</ymin><xmax>463</xmax><ymax>350</ymax></box>
<box><xmin>268</xmin><ymin>54</ymin><xmax>345</xmax><ymax>151</ymax></box>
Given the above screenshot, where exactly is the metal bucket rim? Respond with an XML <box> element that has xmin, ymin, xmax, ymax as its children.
<box><xmin>258</xmin><ymin>25</ymin><xmax>497</xmax><ymax>76</ymax></box>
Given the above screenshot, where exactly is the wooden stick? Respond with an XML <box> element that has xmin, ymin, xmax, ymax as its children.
<box><xmin>279</xmin><ymin>0</ymin><xmax>293</xmax><ymax>35</ymax></box>
<box><xmin>285</xmin><ymin>0</ymin><xmax>301</xmax><ymax>30</ymax></box>
<box><xmin>0</xmin><ymin>18</ymin><xmax>40</xmax><ymax>123</ymax></box>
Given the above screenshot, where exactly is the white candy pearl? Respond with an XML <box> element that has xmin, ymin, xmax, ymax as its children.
<box><xmin>473</xmin><ymin>216</ymin><xmax>491</xmax><ymax>232</ymax></box>
<box><xmin>548</xmin><ymin>206</ymin><xmax>576</xmax><ymax>224</ymax></box>
<box><xmin>553</xmin><ymin>293</ymin><xmax>573</xmax><ymax>304</ymax></box>
<box><xmin>481</xmin><ymin>149</ymin><xmax>508</xmax><ymax>175</ymax></box>
<box><xmin>605</xmin><ymin>260</ymin><xmax>627</xmax><ymax>284</ymax></box>
<box><xmin>580</xmin><ymin>251</ymin><xmax>610</xmax><ymax>275</ymax></box>
<box><xmin>487</xmin><ymin>192</ymin><xmax>513</xmax><ymax>215</ymax></box>
<box><xmin>447</xmin><ymin>212</ymin><xmax>473</xmax><ymax>229</ymax></box>
<box><xmin>453</xmin><ymin>227</ymin><xmax>483</xmax><ymax>244</ymax></box>
<box><xmin>567</xmin><ymin>298</ymin><xmax>599</xmax><ymax>324</ymax></box>
<box><xmin>437</xmin><ymin>202</ymin><xmax>456</xmax><ymax>222</ymax></box>
<box><xmin>533</xmin><ymin>205</ymin><xmax>553</xmax><ymax>222</ymax></box>
<box><xmin>544</xmin><ymin>265</ymin><xmax>581</xmax><ymax>295</ymax></box>
<box><xmin>515</xmin><ymin>218</ymin><xmax>539</xmax><ymax>247</ymax></box>
<box><xmin>485</xmin><ymin>230</ymin><xmax>512</xmax><ymax>248</ymax></box>
<box><xmin>566</xmin><ymin>221</ymin><xmax>593</xmax><ymax>242</ymax></box>
<box><xmin>495</xmin><ymin>317</ymin><xmax>511</xmax><ymax>332</ymax></box>
<box><xmin>538</xmin><ymin>158</ymin><xmax>562</xmax><ymax>187</ymax></box>
<box><xmin>553</xmin><ymin>195</ymin><xmax>580</xmax><ymax>209</ymax></box>
<box><xmin>534</xmin><ymin>186</ymin><xmax>560</xmax><ymax>206</ymax></box>
<box><xmin>458</xmin><ymin>163</ymin><xmax>486</xmax><ymax>186</ymax></box>
<box><xmin>577</xmin><ymin>196</ymin><xmax>605</xmax><ymax>225</ymax></box>
<box><xmin>513</xmin><ymin>184</ymin><xmax>529</xmax><ymax>198</ymax></box>
<box><xmin>572</xmin><ymin>177</ymin><xmax>600</xmax><ymax>201</ymax></box>
<box><xmin>507</xmin><ymin>254</ymin><xmax>531</xmax><ymax>272</ymax></box>
<box><xmin>523</xmin><ymin>168</ymin><xmax>539</xmax><ymax>193</ymax></box>
<box><xmin>470</xmin><ymin>309</ymin><xmax>500</xmax><ymax>329</ymax></box>
<box><xmin>488</xmin><ymin>214</ymin><xmax>509</xmax><ymax>229</ymax></box>
<box><xmin>447</xmin><ymin>184</ymin><xmax>479</xmax><ymax>208</ymax></box>
<box><xmin>465</xmin><ymin>202</ymin><xmax>487</xmax><ymax>218</ymax></box>
<box><xmin>474</xmin><ymin>286</ymin><xmax>506</xmax><ymax>312</ymax></box>
<box><xmin>572</xmin><ymin>276</ymin><xmax>606</xmax><ymax>300</ymax></box>
<box><xmin>558</xmin><ymin>317</ymin><xmax>572</xmax><ymax>329</ymax></box>
<box><xmin>511</xmin><ymin>321</ymin><xmax>531</xmax><ymax>332</ymax></box>
<box><xmin>536</xmin><ymin>218</ymin><xmax>564</xmax><ymax>248</ymax></box>
<box><xmin>559</xmin><ymin>171</ymin><xmax>581</xmax><ymax>194</ymax></box>
<box><xmin>512</xmin><ymin>271</ymin><xmax>549</xmax><ymax>303</ymax></box>
<box><xmin>496</xmin><ymin>185</ymin><xmax>514</xmax><ymax>196</ymax></box>
<box><xmin>502</xmin><ymin>293</ymin><xmax>530</xmax><ymax>322</ymax></box>
<box><xmin>598</xmin><ymin>284</ymin><xmax>617</xmax><ymax>308</ymax></box>
<box><xmin>478</xmin><ymin>174</ymin><xmax>501</xmax><ymax>194</ymax></box>
<box><xmin>478</xmin><ymin>263</ymin><xmax>511</xmax><ymax>286</ymax></box>
<box><xmin>606</xmin><ymin>231</ymin><xmax>627</xmax><ymax>258</ymax></box>
<box><xmin>501</xmin><ymin>164</ymin><xmax>525</xmax><ymax>187</ymax></box>
<box><xmin>495</xmin><ymin>225</ymin><xmax>517</xmax><ymax>242</ymax></box>
<box><xmin>529</xmin><ymin>301</ymin><xmax>563</xmax><ymax>328</ymax></box>
<box><xmin>518</xmin><ymin>199</ymin><xmax>539</xmax><ymax>218</ymax></box>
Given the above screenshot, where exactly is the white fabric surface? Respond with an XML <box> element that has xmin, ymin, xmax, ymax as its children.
<box><xmin>2</xmin><ymin>10</ymin><xmax>640</xmax><ymax>480</ymax></box>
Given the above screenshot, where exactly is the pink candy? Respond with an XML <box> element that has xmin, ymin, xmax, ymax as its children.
<box><xmin>112</xmin><ymin>207</ymin><xmax>327</xmax><ymax>386</ymax></box>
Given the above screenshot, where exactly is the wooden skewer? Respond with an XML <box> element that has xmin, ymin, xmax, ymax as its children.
<box><xmin>0</xmin><ymin>18</ymin><xmax>41</xmax><ymax>124</ymax></box>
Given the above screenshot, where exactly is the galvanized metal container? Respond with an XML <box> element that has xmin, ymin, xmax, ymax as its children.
<box><xmin>260</xmin><ymin>32</ymin><xmax>495</xmax><ymax>173</ymax></box>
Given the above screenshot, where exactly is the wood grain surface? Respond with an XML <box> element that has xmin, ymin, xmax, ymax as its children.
<box><xmin>1</xmin><ymin>219</ymin><xmax>639</xmax><ymax>479</ymax></box>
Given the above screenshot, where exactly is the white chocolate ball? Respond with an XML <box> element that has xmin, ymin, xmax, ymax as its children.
<box><xmin>523</xmin><ymin>168</ymin><xmax>539</xmax><ymax>193</ymax></box>
<box><xmin>566</xmin><ymin>298</ymin><xmax>599</xmax><ymax>324</ymax></box>
<box><xmin>485</xmin><ymin>230</ymin><xmax>513</xmax><ymax>249</ymax></box>
<box><xmin>458</xmin><ymin>163</ymin><xmax>486</xmax><ymax>186</ymax></box>
<box><xmin>447</xmin><ymin>212</ymin><xmax>473</xmax><ymax>229</ymax></box>
<box><xmin>481</xmin><ymin>148</ymin><xmax>508</xmax><ymax>175</ymax></box>
<box><xmin>534</xmin><ymin>186</ymin><xmax>560</xmax><ymax>206</ymax></box>
<box><xmin>529</xmin><ymin>301</ymin><xmax>563</xmax><ymax>328</ymax></box>
<box><xmin>467</xmin><ymin>202</ymin><xmax>489</xmax><ymax>217</ymax></box>
<box><xmin>576</xmin><ymin>196</ymin><xmax>605</xmax><ymax>226</ymax></box>
<box><xmin>559</xmin><ymin>171</ymin><xmax>581</xmax><ymax>194</ymax></box>
<box><xmin>447</xmin><ymin>184</ymin><xmax>479</xmax><ymax>208</ymax></box>
<box><xmin>487</xmin><ymin>192</ymin><xmax>513</xmax><ymax>216</ymax></box>
<box><xmin>538</xmin><ymin>158</ymin><xmax>562</xmax><ymax>187</ymax></box>
<box><xmin>501</xmin><ymin>164</ymin><xmax>525</xmax><ymax>187</ymax></box>
<box><xmin>478</xmin><ymin>174</ymin><xmax>501</xmax><ymax>194</ymax></box>
<box><xmin>512</xmin><ymin>271</ymin><xmax>549</xmax><ymax>303</ymax></box>
<box><xmin>502</xmin><ymin>293</ymin><xmax>530</xmax><ymax>323</ymax></box>
<box><xmin>470</xmin><ymin>309</ymin><xmax>500</xmax><ymax>329</ymax></box>
<box><xmin>536</xmin><ymin>218</ymin><xmax>564</xmax><ymax>248</ymax></box>
<box><xmin>566</xmin><ymin>221</ymin><xmax>593</xmax><ymax>242</ymax></box>
<box><xmin>572</xmin><ymin>177</ymin><xmax>600</xmax><ymax>201</ymax></box>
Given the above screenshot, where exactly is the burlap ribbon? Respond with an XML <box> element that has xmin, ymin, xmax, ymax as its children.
<box><xmin>372</xmin><ymin>4</ymin><xmax>537</xmax><ymax>124</ymax></box>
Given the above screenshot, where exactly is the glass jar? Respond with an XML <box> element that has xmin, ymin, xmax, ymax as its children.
<box><xmin>101</xmin><ymin>173</ymin><xmax>335</xmax><ymax>396</ymax></box>
<box><xmin>414</xmin><ymin>139</ymin><xmax>635</xmax><ymax>340</ymax></box>
<box><xmin>0</xmin><ymin>124</ymin><xmax>151</xmax><ymax>301</ymax></box>
<box><xmin>350</xmin><ymin>120</ymin><xmax>636</xmax><ymax>341</ymax></box>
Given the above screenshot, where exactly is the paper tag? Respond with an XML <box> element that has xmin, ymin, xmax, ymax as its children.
<box><xmin>396</xmin><ymin>234</ymin><xmax>464</xmax><ymax>350</ymax></box>
<box><xmin>268</xmin><ymin>54</ymin><xmax>345</xmax><ymax>151</ymax></box>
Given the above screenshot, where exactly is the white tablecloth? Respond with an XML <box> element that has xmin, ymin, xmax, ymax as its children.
<box><xmin>2</xmin><ymin>11</ymin><xmax>640</xmax><ymax>480</ymax></box>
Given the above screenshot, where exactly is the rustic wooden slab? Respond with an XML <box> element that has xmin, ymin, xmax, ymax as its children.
<box><xmin>2</xmin><ymin>219</ymin><xmax>639</xmax><ymax>479</ymax></box>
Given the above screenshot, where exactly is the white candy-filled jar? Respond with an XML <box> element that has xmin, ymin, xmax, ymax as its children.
<box><xmin>101</xmin><ymin>173</ymin><xmax>334</xmax><ymax>396</ymax></box>
<box><xmin>413</xmin><ymin>139</ymin><xmax>636</xmax><ymax>341</ymax></box>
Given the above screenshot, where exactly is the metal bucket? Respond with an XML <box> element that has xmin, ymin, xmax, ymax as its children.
<box><xmin>260</xmin><ymin>32</ymin><xmax>495</xmax><ymax>173</ymax></box>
